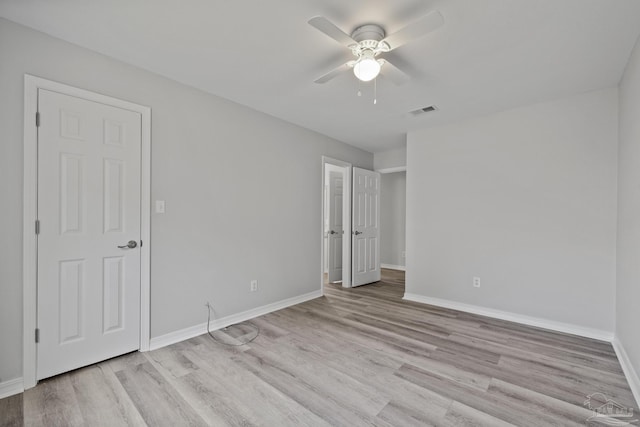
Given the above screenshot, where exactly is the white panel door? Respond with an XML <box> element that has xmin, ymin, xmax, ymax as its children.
<box><xmin>327</xmin><ymin>171</ymin><xmax>343</xmax><ymax>283</ymax></box>
<box><xmin>352</xmin><ymin>167</ymin><xmax>381</xmax><ymax>287</ymax></box>
<box><xmin>37</xmin><ymin>89</ymin><xmax>142</xmax><ymax>380</ymax></box>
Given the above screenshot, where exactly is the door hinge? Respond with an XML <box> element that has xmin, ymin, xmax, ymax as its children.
<box><xmin>36</xmin><ymin>111</ymin><xmax>40</xmax><ymax>127</ymax></box>
<box><xmin>35</xmin><ymin>328</ymin><xmax>40</xmax><ymax>343</ymax></box>
<box><xmin>35</xmin><ymin>219</ymin><xmax>40</xmax><ymax>235</ymax></box>
<box><xmin>140</xmin><ymin>240</ymin><xmax>143</xmax><ymax>248</ymax></box>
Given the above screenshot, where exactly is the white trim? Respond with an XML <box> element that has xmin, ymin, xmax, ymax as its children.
<box><xmin>612</xmin><ymin>337</ymin><xmax>640</xmax><ymax>408</ymax></box>
<box><xmin>381</xmin><ymin>263</ymin><xmax>406</xmax><ymax>271</ymax></box>
<box><xmin>403</xmin><ymin>293</ymin><xmax>614</xmax><ymax>342</ymax></box>
<box><xmin>0</xmin><ymin>378</ymin><xmax>24</xmax><ymax>400</ymax></box>
<box><xmin>22</xmin><ymin>76</ymin><xmax>39</xmax><ymax>390</ymax></box>
<box><xmin>321</xmin><ymin>157</ymin><xmax>352</xmax><ymax>291</ymax></box>
<box><xmin>22</xmin><ymin>75</ymin><xmax>152</xmax><ymax>389</ymax></box>
<box><xmin>376</xmin><ymin>166</ymin><xmax>406</xmax><ymax>174</ymax></box>
<box><xmin>150</xmin><ymin>289</ymin><xmax>322</xmax><ymax>351</ymax></box>
<box><xmin>139</xmin><ymin>101</ymin><xmax>152</xmax><ymax>352</ymax></box>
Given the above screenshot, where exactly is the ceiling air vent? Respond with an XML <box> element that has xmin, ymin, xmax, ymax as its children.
<box><xmin>411</xmin><ymin>105</ymin><xmax>438</xmax><ymax>116</ymax></box>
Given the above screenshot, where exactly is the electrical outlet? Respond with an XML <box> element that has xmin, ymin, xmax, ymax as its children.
<box><xmin>250</xmin><ymin>280</ymin><xmax>258</xmax><ymax>292</ymax></box>
<box><xmin>473</xmin><ymin>277</ymin><xmax>481</xmax><ymax>288</ymax></box>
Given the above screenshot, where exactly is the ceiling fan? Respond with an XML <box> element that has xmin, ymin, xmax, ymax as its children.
<box><xmin>308</xmin><ymin>10</ymin><xmax>444</xmax><ymax>85</ymax></box>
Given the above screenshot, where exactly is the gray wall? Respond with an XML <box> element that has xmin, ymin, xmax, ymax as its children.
<box><xmin>406</xmin><ymin>88</ymin><xmax>618</xmax><ymax>332</ymax></box>
<box><xmin>380</xmin><ymin>172</ymin><xmax>406</xmax><ymax>268</ymax></box>
<box><xmin>374</xmin><ymin>148</ymin><xmax>406</xmax><ymax>171</ymax></box>
<box><xmin>0</xmin><ymin>18</ymin><xmax>373</xmax><ymax>384</ymax></box>
<box><xmin>617</xmin><ymin>34</ymin><xmax>640</xmax><ymax>385</ymax></box>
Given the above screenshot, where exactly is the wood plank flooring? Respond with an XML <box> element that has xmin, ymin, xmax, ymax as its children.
<box><xmin>1</xmin><ymin>269</ymin><xmax>637</xmax><ymax>426</ymax></box>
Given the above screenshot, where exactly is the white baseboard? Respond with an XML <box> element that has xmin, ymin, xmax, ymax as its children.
<box><xmin>612</xmin><ymin>337</ymin><xmax>640</xmax><ymax>408</ymax></box>
<box><xmin>0</xmin><ymin>377</ymin><xmax>23</xmax><ymax>399</ymax></box>
<box><xmin>402</xmin><ymin>293</ymin><xmax>613</xmax><ymax>342</ymax></box>
<box><xmin>150</xmin><ymin>290</ymin><xmax>322</xmax><ymax>351</ymax></box>
<box><xmin>381</xmin><ymin>264</ymin><xmax>406</xmax><ymax>271</ymax></box>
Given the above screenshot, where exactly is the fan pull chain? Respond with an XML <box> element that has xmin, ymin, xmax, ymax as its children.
<box><xmin>374</xmin><ymin>78</ymin><xmax>377</xmax><ymax>105</ymax></box>
<box><xmin>357</xmin><ymin>79</ymin><xmax>362</xmax><ymax>97</ymax></box>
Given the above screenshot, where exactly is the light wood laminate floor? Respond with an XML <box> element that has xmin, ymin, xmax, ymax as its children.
<box><xmin>1</xmin><ymin>269</ymin><xmax>637</xmax><ymax>426</ymax></box>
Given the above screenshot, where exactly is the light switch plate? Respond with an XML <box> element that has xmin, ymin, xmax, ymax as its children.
<box><xmin>155</xmin><ymin>200</ymin><xmax>165</xmax><ymax>214</ymax></box>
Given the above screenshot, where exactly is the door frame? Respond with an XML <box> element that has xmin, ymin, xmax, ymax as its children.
<box><xmin>321</xmin><ymin>157</ymin><xmax>352</xmax><ymax>291</ymax></box>
<box><xmin>325</xmin><ymin>167</ymin><xmax>344</xmax><ymax>283</ymax></box>
<box><xmin>22</xmin><ymin>75</ymin><xmax>152</xmax><ymax>389</ymax></box>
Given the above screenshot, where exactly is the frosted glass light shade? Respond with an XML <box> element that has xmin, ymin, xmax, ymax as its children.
<box><xmin>353</xmin><ymin>56</ymin><xmax>381</xmax><ymax>82</ymax></box>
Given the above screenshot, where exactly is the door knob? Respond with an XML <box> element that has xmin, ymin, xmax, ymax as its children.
<box><xmin>118</xmin><ymin>240</ymin><xmax>138</xmax><ymax>249</ymax></box>
<box><xmin>353</xmin><ymin>231</ymin><xmax>362</xmax><ymax>235</ymax></box>
<box><xmin>329</xmin><ymin>230</ymin><xmax>337</xmax><ymax>235</ymax></box>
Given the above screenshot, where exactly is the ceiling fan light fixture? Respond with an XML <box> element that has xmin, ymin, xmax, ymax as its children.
<box><xmin>353</xmin><ymin>51</ymin><xmax>381</xmax><ymax>82</ymax></box>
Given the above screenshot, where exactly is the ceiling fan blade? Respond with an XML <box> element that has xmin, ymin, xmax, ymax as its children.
<box><xmin>380</xmin><ymin>60</ymin><xmax>410</xmax><ymax>85</ymax></box>
<box><xmin>381</xmin><ymin>10</ymin><xmax>444</xmax><ymax>51</ymax></box>
<box><xmin>314</xmin><ymin>62</ymin><xmax>352</xmax><ymax>84</ymax></box>
<box><xmin>308</xmin><ymin>16</ymin><xmax>356</xmax><ymax>47</ymax></box>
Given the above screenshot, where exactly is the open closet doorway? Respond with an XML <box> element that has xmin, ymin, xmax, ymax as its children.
<box><xmin>380</xmin><ymin>170</ymin><xmax>406</xmax><ymax>272</ymax></box>
<box><xmin>321</xmin><ymin>157</ymin><xmax>352</xmax><ymax>290</ymax></box>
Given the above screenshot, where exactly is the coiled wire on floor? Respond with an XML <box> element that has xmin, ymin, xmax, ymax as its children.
<box><xmin>205</xmin><ymin>302</ymin><xmax>260</xmax><ymax>346</ymax></box>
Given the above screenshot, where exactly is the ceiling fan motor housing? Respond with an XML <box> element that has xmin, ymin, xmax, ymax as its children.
<box><xmin>349</xmin><ymin>24</ymin><xmax>390</xmax><ymax>57</ymax></box>
<box><xmin>351</xmin><ymin>24</ymin><xmax>385</xmax><ymax>42</ymax></box>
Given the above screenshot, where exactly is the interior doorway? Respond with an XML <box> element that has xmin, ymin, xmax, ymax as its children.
<box><xmin>379</xmin><ymin>170</ymin><xmax>406</xmax><ymax>272</ymax></box>
<box><xmin>321</xmin><ymin>157</ymin><xmax>352</xmax><ymax>290</ymax></box>
<box><xmin>325</xmin><ymin>165</ymin><xmax>344</xmax><ymax>284</ymax></box>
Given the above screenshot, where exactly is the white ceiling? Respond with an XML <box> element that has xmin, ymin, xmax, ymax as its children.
<box><xmin>2</xmin><ymin>0</ymin><xmax>640</xmax><ymax>153</ymax></box>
